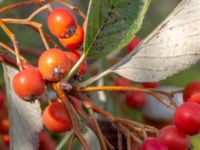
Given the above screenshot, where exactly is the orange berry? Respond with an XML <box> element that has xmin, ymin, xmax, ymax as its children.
<box><xmin>47</xmin><ymin>8</ymin><xmax>77</xmax><ymax>38</ymax></box>
<box><xmin>38</xmin><ymin>48</ymin><xmax>70</xmax><ymax>81</ymax></box>
<box><xmin>13</xmin><ymin>67</ymin><xmax>45</xmax><ymax>101</ymax></box>
<box><xmin>43</xmin><ymin>102</ymin><xmax>72</xmax><ymax>133</ymax></box>
<box><xmin>59</xmin><ymin>25</ymin><xmax>84</xmax><ymax>50</ymax></box>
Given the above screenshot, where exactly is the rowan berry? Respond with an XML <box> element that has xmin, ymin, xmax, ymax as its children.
<box><xmin>43</xmin><ymin>101</ymin><xmax>72</xmax><ymax>133</ymax></box>
<box><xmin>38</xmin><ymin>48</ymin><xmax>70</xmax><ymax>81</ymax></box>
<box><xmin>13</xmin><ymin>67</ymin><xmax>45</xmax><ymax>101</ymax></box>
<box><xmin>59</xmin><ymin>25</ymin><xmax>84</xmax><ymax>50</ymax></box>
<box><xmin>47</xmin><ymin>8</ymin><xmax>77</xmax><ymax>38</ymax></box>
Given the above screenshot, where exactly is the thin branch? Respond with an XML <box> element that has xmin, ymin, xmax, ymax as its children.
<box><xmin>27</xmin><ymin>4</ymin><xmax>52</xmax><ymax>21</ymax></box>
<box><xmin>117</xmin><ymin>131</ymin><xmax>123</xmax><ymax>150</ymax></box>
<box><xmin>79</xmin><ymin>86</ymin><xmax>177</xmax><ymax>110</ymax></box>
<box><xmin>0</xmin><ymin>0</ymin><xmax>86</xmax><ymax>20</ymax></box>
<box><xmin>0</xmin><ymin>41</ymin><xmax>27</xmax><ymax>62</ymax></box>
<box><xmin>52</xmin><ymin>0</ymin><xmax>86</xmax><ymax>19</ymax></box>
<box><xmin>52</xmin><ymin>83</ymin><xmax>90</xmax><ymax>150</ymax></box>
<box><xmin>0</xmin><ymin>52</ymin><xmax>17</xmax><ymax>67</ymax></box>
<box><xmin>0</xmin><ymin>0</ymin><xmax>45</xmax><ymax>13</ymax></box>
<box><xmin>89</xmin><ymin>109</ymin><xmax>107</xmax><ymax>150</ymax></box>
<box><xmin>1</xmin><ymin>18</ymin><xmax>50</xmax><ymax>50</ymax></box>
<box><xmin>66</xmin><ymin>133</ymin><xmax>75</xmax><ymax>150</ymax></box>
<box><xmin>0</xmin><ymin>20</ymin><xmax>22</xmax><ymax>70</ymax></box>
<box><xmin>56</xmin><ymin>131</ymin><xmax>73</xmax><ymax>150</ymax></box>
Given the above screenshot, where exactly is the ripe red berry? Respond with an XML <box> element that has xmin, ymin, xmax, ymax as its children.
<box><xmin>13</xmin><ymin>67</ymin><xmax>45</xmax><ymax>101</ymax></box>
<box><xmin>187</xmin><ymin>93</ymin><xmax>200</xmax><ymax>104</ymax></box>
<box><xmin>0</xmin><ymin>90</ymin><xmax>4</xmax><ymax>108</ymax></box>
<box><xmin>65</xmin><ymin>51</ymin><xmax>87</xmax><ymax>75</ymax></box>
<box><xmin>183</xmin><ymin>81</ymin><xmax>200</xmax><ymax>102</ymax></box>
<box><xmin>47</xmin><ymin>8</ymin><xmax>77</xmax><ymax>38</ymax></box>
<box><xmin>38</xmin><ymin>131</ymin><xmax>56</xmax><ymax>150</ymax></box>
<box><xmin>142</xmin><ymin>82</ymin><xmax>159</xmax><ymax>88</ymax></box>
<box><xmin>141</xmin><ymin>138</ymin><xmax>168</xmax><ymax>150</ymax></box>
<box><xmin>157</xmin><ymin>125</ymin><xmax>190</xmax><ymax>150</ymax></box>
<box><xmin>2</xmin><ymin>134</ymin><xmax>9</xmax><ymax>146</ymax></box>
<box><xmin>114</xmin><ymin>77</ymin><xmax>132</xmax><ymax>94</ymax></box>
<box><xmin>59</xmin><ymin>25</ymin><xmax>84</xmax><ymax>50</ymax></box>
<box><xmin>64</xmin><ymin>51</ymin><xmax>78</xmax><ymax>69</ymax></box>
<box><xmin>114</xmin><ymin>77</ymin><xmax>132</xmax><ymax>87</ymax></box>
<box><xmin>43</xmin><ymin>101</ymin><xmax>72</xmax><ymax>133</ymax></box>
<box><xmin>173</xmin><ymin>102</ymin><xmax>200</xmax><ymax>135</ymax></box>
<box><xmin>38</xmin><ymin>48</ymin><xmax>70</xmax><ymax>81</ymax></box>
<box><xmin>126</xmin><ymin>37</ymin><xmax>140</xmax><ymax>53</ymax></box>
<box><xmin>125</xmin><ymin>91</ymin><xmax>147</xmax><ymax>108</ymax></box>
<box><xmin>0</xmin><ymin>108</ymin><xmax>9</xmax><ymax>135</ymax></box>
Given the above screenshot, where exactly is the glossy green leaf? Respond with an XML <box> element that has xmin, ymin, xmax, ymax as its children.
<box><xmin>84</xmin><ymin>0</ymin><xmax>151</xmax><ymax>57</ymax></box>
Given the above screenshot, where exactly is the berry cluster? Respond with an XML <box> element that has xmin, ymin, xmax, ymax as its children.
<box><xmin>0</xmin><ymin>89</ymin><xmax>10</xmax><ymax>148</ymax></box>
<box><xmin>12</xmin><ymin>8</ymin><xmax>87</xmax><ymax>134</ymax></box>
<box><xmin>3</xmin><ymin>2</ymin><xmax>200</xmax><ymax>149</ymax></box>
<box><xmin>140</xmin><ymin>81</ymin><xmax>200</xmax><ymax>150</ymax></box>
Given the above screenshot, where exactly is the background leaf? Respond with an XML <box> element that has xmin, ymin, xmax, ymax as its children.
<box><xmin>111</xmin><ymin>0</ymin><xmax>200</xmax><ymax>82</ymax></box>
<box><xmin>2</xmin><ymin>64</ymin><xmax>43</xmax><ymax>150</ymax></box>
<box><xmin>84</xmin><ymin>0</ymin><xmax>151</xmax><ymax>57</ymax></box>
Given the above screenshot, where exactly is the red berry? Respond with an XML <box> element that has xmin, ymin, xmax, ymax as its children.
<box><xmin>114</xmin><ymin>77</ymin><xmax>132</xmax><ymax>87</ymax></box>
<box><xmin>38</xmin><ymin>131</ymin><xmax>56</xmax><ymax>150</ymax></box>
<box><xmin>0</xmin><ymin>90</ymin><xmax>4</xmax><ymax>108</ymax></box>
<box><xmin>64</xmin><ymin>51</ymin><xmax>78</xmax><ymax>69</ymax></box>
<box><xmin>173</xmin><ymin>102</ymin><xmax>200</xmax><ymax>135</ymax></box>
<box><xmin>38</xmin><ymin>48</ymin><xmax>70</xmax><ymax>81</ymax></box>
<box><xmin>0</xmin><ymin>108</ymin><xmax>9</xmax><ymax>135</ymax></box>
<box><xmin>13</xmin><ymin>67</ymin><xmax>45</xmax><ymax>101</ymax></box>
<box><xmin>157</xmin><ymin>125</ymin><xmax>190</xmax><ymax>150</ymax></box>
<box><xmin>2</xmin><ymin>134</ymin><xmax>9</xmax><ymax>146</ymax></box>
<box><xmin>141</xmin><ymin>138</ymin><xmax>168</xmax><ymax>150</ymax></box>
<box><xmin>114</xmin><ymin>77</ymin><xmax>132</xmax><ymax>94</ymax></box>
<box><xmin>126</xmin><ymin>37</ymin><xmax>140</xmax><ymax>53</ymax></box>
<box><xmin>183</xmin><ymin>81</ymin><xmax>200</xmax><ymax>102</ymax></box>
<box><xmin>59</xmin><ymin>25</ymin><xmax>84</xmax><ymax>50</ymax></box>
<box><xmin>43</xmin><ymin>101</ymin><xmax>72</xmax><ymax>133</ymax></box>
<box><xmin>78</xmin><ymin>59</ymin><xmax>87</xmax><ymax>75</ymax></box>
<box><xmin>47</xmin><ymin>8</ymin><xmax>77</xmax><ymax>38</ymax></box>
<box><xmin>125</xmin><ymin>91</ymin><xmax>147</xmax><ymax>108</ymax></box>
<box><xmin>188</xmin><ymin>93</ymin><xmax>200</xmax><ymax>104</ymax></box>
<box><xmin>142</xmin><ymin>82</ymin><xmax>159</xmax><ymax>88</ymax></box>
<box><xmin>65</xmin><ymin>51</ymin><xmax>87</xmax><ymax>75</ymax></box>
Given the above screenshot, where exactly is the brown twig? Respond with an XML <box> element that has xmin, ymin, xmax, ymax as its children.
<box><xmin>0</xmin><ymin>41</ymin><xmax>27</xmax><ymax>62</ymax></box>
<box><xmin>51</xmin><ymin>0</ymin><xmax>86</xmax><ymax>19</ymax></box>
<box><xmin>89</xmin><ymin>108</ymin><xmax>107</xmax><ymax>150</ymax></box>
<box><xmin>1</xmin><ymin>18</ymin><xmax>50</xmax><ymax>50</ymax></box>
<box><xmin>0</xmin><ymin>52</ymin><xmax>17</xmax><ymax>67</ymax></box>
<box><xmin>0</xmin><ymin>20</ymin><xmax>23</xmax><ymax>70</ymax></box>
<box><xmin>0</xmin><ymin>0</ymin><xmax>45</xmax><ymax>13</ymax></box>
<box><xmin>79</xmin><ymin>86</ymin><xmax>177</xmax><ymax>110</ymax></box>
<box><xmin>66</xmin><ymin>133</ymin><xmax>75</xmax><ymax>150</ymax></box>
<box><xmin>0</xmin><ymin>0</ymin><xmax>86</xmax><ymax>20</ymax></box>
<box><xmin>117</xmin><ymin>131</ymin><xmax>123</xmax><ymax>150</ymax></box>
<box><xmin>52</xmin><ymin>83</ymin><xmax>90</xmax><ymax>150</ymax></box>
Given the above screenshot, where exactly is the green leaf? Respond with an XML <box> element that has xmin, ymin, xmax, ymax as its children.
<box><xmin>84</xmin><ymin>0</ymin><xmax>151</xmax><ymax>57</ymax></box>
